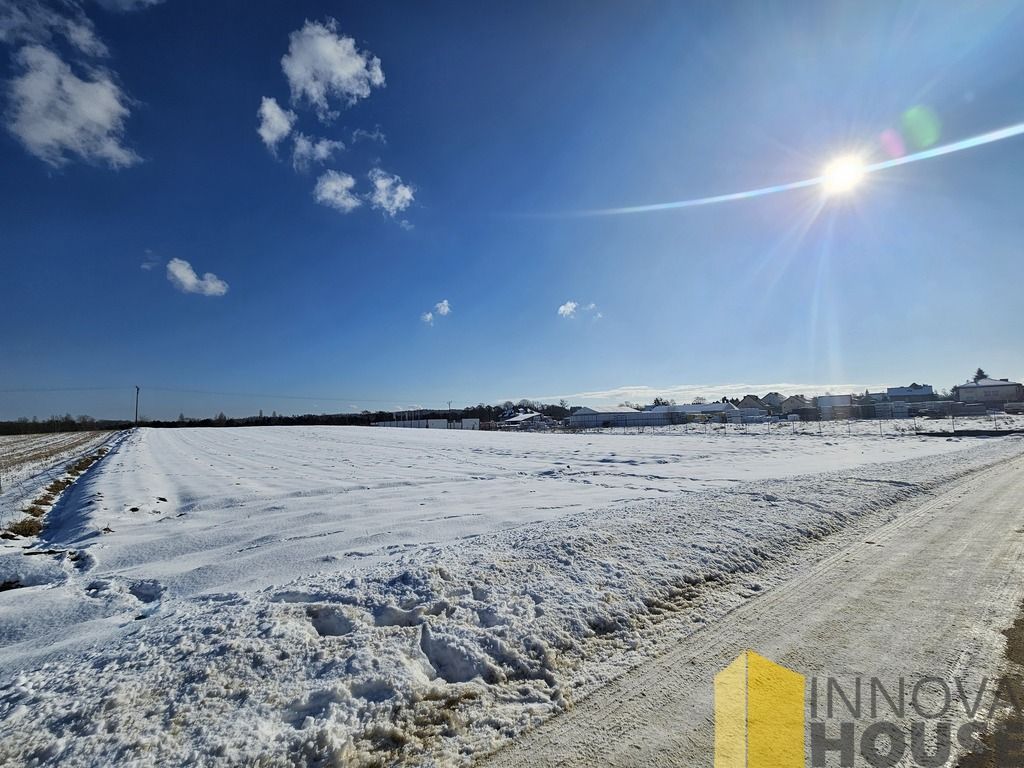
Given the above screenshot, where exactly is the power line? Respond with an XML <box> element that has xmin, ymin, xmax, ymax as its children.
<box><xmin>0</xmin><ymin>386</ymin><xmax>128</xmax><ymax>393</ymax></box>
<box><xmin>143</xmin><ymin>386</ymin><xmax>449</xmax><ymax>406</ymax></box>
<box><xmin>1</xmin><ymin>384</ymin><xmax>455</xmax><ymax>408</ymax></box>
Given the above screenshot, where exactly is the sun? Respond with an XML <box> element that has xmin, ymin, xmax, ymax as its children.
<box><xmin>821</xmin><ymin>155</ymin><xmax>867</xmax><ymax>195</ymax></box>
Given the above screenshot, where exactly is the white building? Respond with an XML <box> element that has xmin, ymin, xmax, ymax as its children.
<box><xmin>649</xmin><ymin>402</ymin><xmax>739</xmax><ymax>416</ymax></box>
<box><xmin>953</xmin><ymin>378</ymin><xmax>1024</xmax><ymax>408</ymax></box>
<box><xmin>502</xmin><ymin>411</ymin><xmax>544</xmax><ymax>429</ymax></box>
<box><xmin>569</xmin><ymin>405</ymin><xmax>647</xmax><ymax>429</ymax></box>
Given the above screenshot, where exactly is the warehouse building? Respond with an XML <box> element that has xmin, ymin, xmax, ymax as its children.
<box><xmin>373</xmin><ymin>418</ymin><xmax>480</xmax><ymax>429</ymax></box>
<box><xmin>648</xmin><ymin>402</ymin><xmax>739</xmax><ymax>419</ymax></box>
<box><xmin>569</xmin><ymin>405</ymin><xmax>649</xmax><ymax>429</ymax></box>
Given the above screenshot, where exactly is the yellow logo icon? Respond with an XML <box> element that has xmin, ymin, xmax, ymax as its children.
<box><xmin>715</xmin><ymin>650</ymin><xmax>806</xmax><ymax>768</ymax></box>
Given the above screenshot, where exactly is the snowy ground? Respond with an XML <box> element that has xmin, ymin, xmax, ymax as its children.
<box><xmin>581</xmin><ymin>412</ymin><xmax>1024</xmax><ymax>438</ymax></box>
<box><xmin>1</xmin><ymin>426</ymin><xmax>1022</xmax><ymax>765</ymax></box>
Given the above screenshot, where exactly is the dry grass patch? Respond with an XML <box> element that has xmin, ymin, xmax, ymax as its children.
<box><xmin>3</xmin><ymin>446</ymin><xmax>110</xmax><ymax>539</ymax></box>
<box><xmin>46</xmin><ymin>478</ymin><xmax>72</xmax><ymax>495</ymax></box>
<box><xmin>7</xmin><ymin>517</ymin><xmax>43</xmax><ymax>537</ymax></box>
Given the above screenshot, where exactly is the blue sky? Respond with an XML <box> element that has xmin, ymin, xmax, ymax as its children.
<box><xmin>2</xmin><ymin>1</ymin><xmax>1023</xmax><ymax>420</ymax></box>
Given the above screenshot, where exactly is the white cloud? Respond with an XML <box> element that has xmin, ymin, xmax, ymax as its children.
<box><xmin>281</xmin><ymin>18</ymin><xmax>384</xmax><ymax>121</ymax></box>
<box><xmin>256</xmin><ymin>96</ymin><xmax>295</xmax><ymax>152</ymax></box>
<box><xmin>351</xmin><ymin>126</ymin><xmax>386</xmax><ymax>144</ymax></box>
<box><xmin>313</xmin><ymin>169</ymin><xmax>361</xmax><ymax>213</ymax></box>
<box><xmin>0</xmin><ymin>0</ymin><xmax>107</xmax><ymax>57</ymax></box>
<box><xmin>291</xmin><ymin>132</ymin><xmax>344</xmax><ymax>170</ymax></box>
<box><xmin>559</xmin><ymin>300</ymin><xmax>602</xmax><ymax>320</ymax></box>
<box><xmin>6</xmin><ymin>45</ymin><xmax>139</xmax><ymax>168</ymax></box>
<box><xmin>166</xmin><ymin>258</ymin><xmax>229</xmax><ymax>297</ymax></box>
<box><xmin>367</xmin><ymin>168</ymin><xmax>414</xmax><ymax>217</ymax></box>
<box><xmin>421</xmin><ymin>299</ymin><xmax>450</xmax><ymax>325</ymax></box>
<box><xmin>557</xmin><ymin>301</ymin><xmax>577</xmax><ymax>318</ymax></box>
<box><xmin>94</xmin><ymin>0</ymin><xmax>164</xmax><ymax>10</ymax></box>
<box><xmin>140</xmin><ymin>248</ymin><xmax>159</xmax><ymax>270</ymax></box>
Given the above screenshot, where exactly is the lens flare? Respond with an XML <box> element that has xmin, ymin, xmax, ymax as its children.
<box><xmin>901</xmin><ymin>105</ymin><xmax>942</xmax><ymax>149</ymax></box>
<box><xmin>566</xmin><ymin>122</ymin><xmax>1024</xmax><ymax>217</ymax></box>
<box><xmin>821</xmin><ymin>156</ymin><xmax>866</xmax><ymax>195</ymax></box>
<box><xmin>879</xmin><ymin>128</ymin><xmax>905</xmax><ymax>159</ymax></box>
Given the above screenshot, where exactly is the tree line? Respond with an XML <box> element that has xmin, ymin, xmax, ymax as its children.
<box><xmin>0</xmin><ymin>399</ymin><xmax>575</xmax><ymax>436</ymax></box>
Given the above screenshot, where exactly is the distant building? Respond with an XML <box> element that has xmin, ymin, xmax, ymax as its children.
<box><xmin>373</xmin><ymin>417</ymin><xmax>480</xmax><ymax>429</ymax></box>
<box><xmin>816</xmin><ymin>394</ymin><xmax>853</xmax><ymax>408</ymax></box>
<box><xmin>816</xmin><ymin>394</ymin><xmax>853</xmax><ymax>421</ymax></box>
<box><xmin>873</xmin><ymin>402</ymin><xmax>910</xmax><ymax>419</ymax></box>
<box><xmin>736</xmin><ymin>395</ymin><xmax>769</xmax><ymax>412</ymax></box>
<box><xmin>649</xmin><ymin>402</ymin><xmax>739</xmax><ymax>417</ymax></box>
<box><xmin>502</xmin><ymin>411</ymin><xmax>544</xmax><ymax>428</ymax></box>
<box><xmin>886</xmin><ymin>383</ymin><xmax>934</xmax><ymax>402</ymax></box>
<box><xmin>953</xmin><ymin>378</ymin><xmax>1024</xmax><ymax>409</ymax></box>
<box><xmin>569</xmin><ymin>405</ymin><xmax>644</xmax><ymax>429</ymax></box>
<box><xmin>571</xmin><ymin>402</ymin><xmax>738</xmax><ymax>429</ymax></box>
<box><xmin>761</xmin><ymin>392</ymin><xmax>785</xmax><ymax>409</ymax></box>
<box><xmin>779</xmin><ymin>395</ymin><xmax>811</xmax><ymax>415</ymax></box>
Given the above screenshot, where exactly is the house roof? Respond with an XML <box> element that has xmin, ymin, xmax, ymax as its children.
<box><xmin>955</xmin><ymin>378</ymin><xmax>1022</xmax><ymax>389</ymax></box>
<box><xmin>574</xmin><ymin>405</ymin><xmax>640</xmax><ymax>415</ymax></box>
<box><xmin>503</xmin><ymin>411</ymin><xmax>542</xmax><ymax>422</ymax></box>
<box><xmin>887</xmin><ymin>384</ymin><xmax>933</xmax><ymax>396</ymax></box>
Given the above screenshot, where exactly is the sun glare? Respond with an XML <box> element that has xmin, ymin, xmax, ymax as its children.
<box><xmin>821</xmin><ymin>155</ymin><xmax>867</xmax><ymax>195</ymax></box>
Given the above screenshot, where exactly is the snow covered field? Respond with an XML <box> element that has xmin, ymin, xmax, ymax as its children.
<box><xmin>0</xmin><ymin>432</ymin><xmax>114</xmax><ymax>528</ymax></box>
<box><xmin>1</xmin><ymin>426</ymin><xmax>1023</xmax><ymax>765</ymax></box>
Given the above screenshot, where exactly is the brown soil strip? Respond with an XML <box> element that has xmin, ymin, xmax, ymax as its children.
<box><xmin>956</xmin><ymin>605</ymin><xmax>1024</xmax><ymax>767</ymax></box>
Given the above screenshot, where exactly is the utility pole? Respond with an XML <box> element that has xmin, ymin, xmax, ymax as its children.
<box><xmin>135</xmin><ymin>386</ymin><xmax>140</xmax><ymax>427</ymax></box>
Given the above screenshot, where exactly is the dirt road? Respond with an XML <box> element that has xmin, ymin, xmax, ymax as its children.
<box><xmin>485</xmin><ymin>454</ymin><xmax>1024</xmax><ymax>767</ymax></box>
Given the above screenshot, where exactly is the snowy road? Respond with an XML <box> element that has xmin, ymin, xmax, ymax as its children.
<box><xmin>485</xmin><ymin>453</ymin><xmax>1024</xmax><ymax>767</ymax></box>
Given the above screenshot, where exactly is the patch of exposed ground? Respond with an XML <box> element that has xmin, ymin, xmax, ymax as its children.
<box><xmin>956</xmin><ymin>604</ymin><xmax>1024</xmax><ymax>768</ymax></box>
<box><xmin>1</xmin><ymin>446</ymin><xmax>109</xmax><ymax>555</ymax></box>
